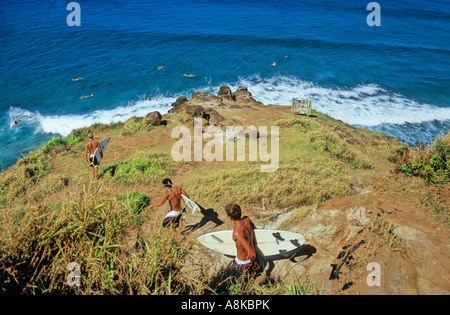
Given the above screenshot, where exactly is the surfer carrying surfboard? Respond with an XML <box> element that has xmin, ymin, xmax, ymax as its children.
<box><xmin>84</xmin><ymin>133</ymin><xmax>102</xmax><ymax>180</ymax></box>
<box><xmin>147</xmin><ymin>178</ymin><xmax>190</xmax><ymax>228</ymax></box>
<box><xmin>225</xmin><ymin>203</ymin><xmax>260</xmax><ymax>273</ymax></box>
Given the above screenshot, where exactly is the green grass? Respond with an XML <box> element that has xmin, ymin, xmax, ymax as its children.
<box><xmin>0</xmin><ymin>149</ymin><xmax>53</xmax><ymax>206</ymax></box>
<box><xmin>394</xmin><ymin>133</ymin><xmax>449</xmax><ymax>185</ymax></box>
<box><xmin>42</xmin><ymin>123</ymin><xmax>124</xmax><ymax>151</ymax></box>
<box><xmin>0</xmin><ymin>182</ymin><xmax>193</xmax><ymax>294</ymax></box>
<box><xmin>183</xmin><ymin>113</ymin><xmax>383</xmax><ymax>212</ymax></box>
<box><xmin>0</xmin><ymin>180</ymin><xmax>315</xmax><ymax>295</ymax></box>
<box><xmin>119</xmin><ymin>191</ymin><xmax>150</xmax><ymax>226</ymax></box>
<box><xmin>1</xmin><ymin>108</ymin><xmax>442</xmax><ymax>295</ymax></box>
<box><xmin>100</xmin><ymin>152</ymin><xmax>173</xmax><ymax>185</ymax></box>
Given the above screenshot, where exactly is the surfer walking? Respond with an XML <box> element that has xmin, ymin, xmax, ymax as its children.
<box><xmin>147</xmin><ymin>178</ymin><xmax>189</xmax><ymax>228</ymax></box>
<box><xmin>84</xmin><ymin>133</ymin><xmax>102</xmax><ymax>180</ymax></box>
<box><xmin>225</xmin><ymin>203</ymin><xmax>260</xmax><ymax>273</ymax></box>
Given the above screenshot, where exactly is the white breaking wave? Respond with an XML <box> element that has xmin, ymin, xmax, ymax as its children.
<box><xmin>8</xmin><ymin>95</ymin><xmax>177</xmax><ymax>137</ymax></box>
<box><xmin>7</xmin><ymin>75</ymin><xmax>449</xmax><ymax>138</ymax></box>
<box><xmin>208</xmin><ymin>74</ymin><xmax>450</xmax><ymax>127</ymax></box>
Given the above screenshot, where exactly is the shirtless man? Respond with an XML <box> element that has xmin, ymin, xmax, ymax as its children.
<box><xmin>225</xmin><ymin>203</ymin><xmax>260</xmax><ymax>273</ymax></box>
<box><xmin>147</xmin><ymin>178</ymin><xmax>189</xmax><ymax>228</ymax></box>
<box><xmin>84</xmin><ymin>133</ymin><xmax>102</xmax><ymax>180</ymax></box>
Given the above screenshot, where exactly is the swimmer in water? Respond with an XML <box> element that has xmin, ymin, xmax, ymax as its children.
<box><xmin>72</xmin><ymin>77</ymin><xmax>83</xmax><ymax>81</ymax></box>
<box><xmin>81</xmin><ymin>93</ymin><xmax>93</xmax><ymax>99</ymax></box>
<box><xmin>183</xmin><ymin>73</ymin><xmax>195</xmax><ymax>77</ymax></box>
<box><xmin>157</xmin><ymin>66</ymin><xmax>164</xmax><ymax>70</ymax></box>
<box><xmin>10</xmin><ymin>119</ymin><xmax>21</xmax><ymax>129</ymax></box>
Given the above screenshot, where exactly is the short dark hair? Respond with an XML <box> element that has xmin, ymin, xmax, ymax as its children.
<box><xmin>225</xmin><ymin>203</ymin><xmax>241</xmax><ymax>220</ymax></box>
<box><xmin>162</xmin><ymin>178</ymin><xmax>172</xmax><ymax>187</ymax></box>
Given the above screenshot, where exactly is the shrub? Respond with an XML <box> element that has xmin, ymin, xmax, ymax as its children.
<box><xmin>396</xmin><ymin>132</ymin><xmax>449</xmax><ymax>185</ymax></box>
<box><xmin>120</xmin><ymin>191</ymin><xmax>150</xmax><ymax>226</ymax></box>
<box><xmin>42</xmin><ymin>136</ymin><xmax>66</xmax><ymax>150</ymax></box>
<box><xmin>103</xmin><ymin>152</ymin><xmax>172</xmax><ymax>185</ymax></box>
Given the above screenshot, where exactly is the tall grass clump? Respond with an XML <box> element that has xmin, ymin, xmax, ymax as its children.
<box><xmin>42</xmin><ymin>129</ymin><xmax>88</xmax><ymax>151</ymax></box>
<box><xmin>205</xmin><ymin>268</ymin><xmax>314</xmax><ymax>295</ymax></box>
<box><xmin>119</xmin><ymin>191</ymin><xmax>149</xmax><ymax>226</ymax></box>
<box><xmin>0</xmin><ymin>182</ymin><xmax>196</xmax><ymax>294</ymax></box>
<box><xmin>0</xmin><ymin>150</ymin><xmax>52</xmax><ymax>206</ymax></box>
<box><xmin>392</xmin><ymin>132</ymin><xmax>449</xmax><ymax>185</ymax></box>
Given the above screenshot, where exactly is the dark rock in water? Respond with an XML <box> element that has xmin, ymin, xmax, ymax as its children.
<box><xmin>171</xmin><ymin>96</ymin><xmax>188</xmax><ymax>108</ymax></box>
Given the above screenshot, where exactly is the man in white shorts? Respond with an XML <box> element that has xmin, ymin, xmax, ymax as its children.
<box><xmin>84</xmin><ymin>133</ymin><xmax>102</xmax><ymax>180</ymax></box>
<box><xmin>147</xmin><ymin>178</ymin><xmax>190</xmax><ymax>228</ymax></box>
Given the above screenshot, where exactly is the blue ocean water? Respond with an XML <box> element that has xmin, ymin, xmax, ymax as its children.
<box><xmin>1</xmin><ymin>0</ymin><xmax>449</xmax><ymax>170</ymax></box>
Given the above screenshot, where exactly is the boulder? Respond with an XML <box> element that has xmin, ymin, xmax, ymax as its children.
<box><xmin>204</xmin><ymin>108</ymin><xmax>225</xmax><ymax>125</ymax></box>
<box><xmin>169</xmin><ymin>104</ymin><xmax>205</xmax><ymax>117</ymax></box>
<box><xmin>188</xmin><ymin>92</ymin><xmax>220</xmax><ymax>107</ymax></box>
<box><xmin>171</xmin><ymin>96</ymin><xmax>188</xmax><ymax>108</ymax></box>
<box><xmin>217</xmin><ymin>85</ymin><xmax>233</xmax><ymax>102</ymax></box>
<box><xmin>145</xmin><ymin>111</ymin><xmax>162</xmax><ymax>126</ymax></box>
<box><xmin>232</xmin><ymin>86</ymin><xmax>256</xmax><ymax>105</ymax></box>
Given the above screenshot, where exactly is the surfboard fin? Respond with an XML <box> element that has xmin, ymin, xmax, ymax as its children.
<box><xmin>272</xmin><ymin>232</ymin><xmax>285</xmax><ymax>241</ymax></box>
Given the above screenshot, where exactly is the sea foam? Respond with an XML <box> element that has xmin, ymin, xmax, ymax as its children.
<box><xmin>7</xmin><ymin>75</ymin><xmax>450</xmax><ymax>140</ymax></box>
<box><xmin>215</xmin><ymin>75</ymin><xmax>450</xmax><ymax>127</ymax></box>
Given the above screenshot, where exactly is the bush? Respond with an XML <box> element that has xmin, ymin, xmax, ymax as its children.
<box><xmin>120</xmin><ymin>191</ymin><xmax>150</xmax><ymax>226</ymax></box>
<box><xmin>396</xmin><ymin>132</ymin><xmax>449</xmax><ymax>185</ymax></box>
<box><xmin>42</xmin><ymin>136</ymin><xmax>66</xmax><ymax>150</ymax></box>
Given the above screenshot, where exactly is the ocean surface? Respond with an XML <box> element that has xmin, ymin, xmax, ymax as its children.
<box><xmin>1</xmin><ymin>0</ymin><xmax>449</xmax><ymax>170</ymax></box>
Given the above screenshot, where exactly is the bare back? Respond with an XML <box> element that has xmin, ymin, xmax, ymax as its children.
<box><xmin>233</xmin><ymin>217</ymin><xmax>257</xmax><ymax>261</ymax></box>
<box><xmin>166</xmin><ymin>186</ymin><xmax>184</xmax><ymax>211</ymax></box>
<box><xmin>85</xmin><ymin>140</ymin><xmax>100</xmax><ymax>155</ymax></box>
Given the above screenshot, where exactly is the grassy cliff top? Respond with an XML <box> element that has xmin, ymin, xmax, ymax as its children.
<box><xmin>1</xmin><ymin>91</ymin><xmax>448</xmax><ymax>295</ymax></box>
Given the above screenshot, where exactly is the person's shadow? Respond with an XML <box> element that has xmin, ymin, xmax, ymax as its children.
<box><xmin>182</xmin><ymin>204</ymin><xmax>224</xmax><ymax>234</ymax></box>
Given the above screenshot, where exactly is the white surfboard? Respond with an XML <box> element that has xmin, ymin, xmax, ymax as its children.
<box><xmin>93</xmin><ymin>137</ymin><xmax>110</xmax><ymax>165</ymax></box>
<box><xmin>182</xmin><ymin>194</ymin><xmax>201</xmax><ymax>214</ymax></box>
<box><xmin>197</xmin><ymin>229</ymin><xmax>306</xmax><ymax>259</ymax></box>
